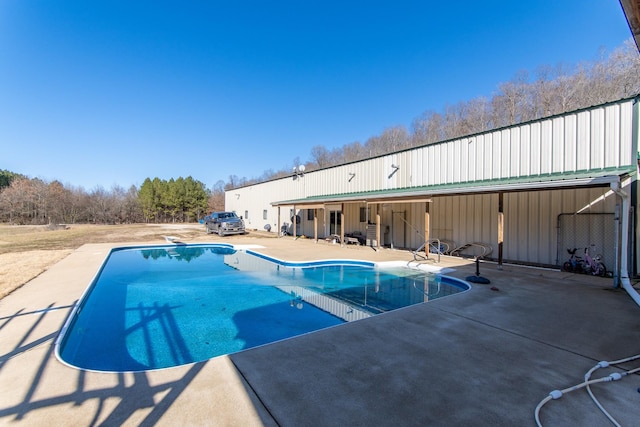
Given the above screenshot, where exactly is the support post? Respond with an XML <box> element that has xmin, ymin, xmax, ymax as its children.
<box><xmin>340</xmin><ymin>203</ymin><xmax>345</xmax><ymax>247</ymax></box>
<box><xmin>277</xmin><ymin>206</ymin><xmax>281</xmax><ymax>237</ymax></box>
<box><xmin>292</xmin><ymin>205</ymin><xmax>296</xmax><ymax>238</ymax></box>
<box><xmin>498</xmin><ymin>192</ymin><xmax>504</xmax><ymax>270</ymax></box>
<box><xmin>314</xmin><ymin>208</ymin><xmax>318</xmax><ymax>243</ymax></box>
<box><xmin>614</xmin><ymin>203</ymin><xmax>620</xmax><ymax>287</ymax></box>
<box><xmin>376</xmin><ymin>205</ymin><xmax>381</xmax><ymax>250</ymax></box>
<box><xmin>424</xmin><ymin>201</ymin><xmax>430</xmax><ymax>257</ymax></box>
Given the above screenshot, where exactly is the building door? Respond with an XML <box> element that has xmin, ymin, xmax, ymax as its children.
<box><xmin>329</xmin><ymin>210</ymin><xmax>342</xmax><ymax>235</ymax></box>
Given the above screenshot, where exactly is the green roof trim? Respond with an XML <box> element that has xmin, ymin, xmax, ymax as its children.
<box><xmin>272</xmin><ymin>166</ymin><xmax>636</xmax><ymax>206</ymax></box>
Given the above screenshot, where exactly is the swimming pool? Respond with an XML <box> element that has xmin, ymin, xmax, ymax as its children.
<box><xmin>56</xmin><ymin>244</ymin><xmax>469</xmax><ymax>372</ymax></box>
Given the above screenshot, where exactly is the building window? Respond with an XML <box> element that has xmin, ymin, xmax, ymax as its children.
<box><xmin>244</xmin><ymin>210</ymin><xmax>249</xmax><ymax>219</ymax></box>
<box><xmin>263</xmin><ymin>209</ymin><xmax>268</xmax><ymax>220</ymax></box>
<box><xmin>307</xmin><ymin>209</ymin><xmax>314</xmax><ymax>221</ymax></box>
<box><xmin>359</xmin><ymin>207</ymin><xmax>370</xmax><ymax>222</ymax></box>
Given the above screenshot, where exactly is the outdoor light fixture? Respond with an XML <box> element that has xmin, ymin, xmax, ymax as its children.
<box><xmin>388</xmin><ymin>164</ymin><xmax>400</xmax><ymax>179</ymax></box>
<box><xmin>292</xmin><ymin>164</ymin><xmax>306</xmax><ymax>180</ymax></box>
<box><xmin>348</xmin><ymin>172</ymin><xmax>356</xmax><ymax>182</ymax></box>
<box><xmin>235</xmin><ymin>193</ymin><xmax>240</xmax><ymax>199</ymax></box>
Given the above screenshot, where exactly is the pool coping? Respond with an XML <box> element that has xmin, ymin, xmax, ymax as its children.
<box><xmin>53</xmin><ymin>243</ymin><xmax>469</xmax><ymax>373</ymax></box>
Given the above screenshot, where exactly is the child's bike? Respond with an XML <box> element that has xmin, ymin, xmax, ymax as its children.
<box><xmin>581</xmin><ymin>245</ymin><xmax>607</xmax><ymax>277</ymax></box>
<box><xmin>562</xmin><ymin>248</ymin><xmax>583</xmax><ymax>273</ymax></box>
<box><xmin>562</xmin><ymin>246</ymin><xmax>607</xmax><ymax>277</ymax></box>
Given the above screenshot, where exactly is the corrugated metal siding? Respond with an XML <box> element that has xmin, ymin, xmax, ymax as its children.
<box><xmin>431</xmin><ymin>194</ymin><xmax>495</xmax><ymax>256</ymax></box>
<box><xmin>427</xmin><ymin>187</ymin><xmax>618</xmax><ymax>266</ymax></box>
<box><xmin>225</xmin><ymin>98</ymin><xmax>636</xmax><ymax>263</ymax></box>
<box><xmin>224</xmin><ymin>179</ymin><xmax>305</xmax><ymax>232</ymax></box>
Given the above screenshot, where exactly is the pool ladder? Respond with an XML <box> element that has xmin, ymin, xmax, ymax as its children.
<box><xmin>413</xmin><ymin>238</ymin><xmax>441</xmax><ymax>263</ymax></box>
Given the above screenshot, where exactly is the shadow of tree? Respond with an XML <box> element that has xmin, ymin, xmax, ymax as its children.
<box><xmin>0</xmin><ymin>304</ymin><xmax>207</xmax><ymax>426</ymax></box>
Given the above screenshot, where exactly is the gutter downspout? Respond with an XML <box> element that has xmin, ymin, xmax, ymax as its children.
<box><xmin>611</xmin><ymin>179</ymin><xmax>640</xmax><ymax>306</ymax></box>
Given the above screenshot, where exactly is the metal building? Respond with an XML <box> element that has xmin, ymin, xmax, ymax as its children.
<box><xmin>225</xmin><ymin>96</ymin><xmax>640</xmax><ymax>281</ymax></box>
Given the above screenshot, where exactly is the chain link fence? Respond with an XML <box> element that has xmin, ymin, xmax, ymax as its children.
<box><xmin>557</xmin><ymin>213</ymin><xmax>616</xmax><ymax>272</ymax></box>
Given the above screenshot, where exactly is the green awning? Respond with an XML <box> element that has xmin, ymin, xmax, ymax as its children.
<box><xmin>271</xmin><ymin>167</ymin><xmax>635</xmax><ymax>207</ymax></box>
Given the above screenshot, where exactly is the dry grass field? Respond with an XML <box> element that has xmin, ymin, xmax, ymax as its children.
<box><xmin>0</xmin><ymin>223</ymin><xmax>275</xmax><ymax>299</ymax></box>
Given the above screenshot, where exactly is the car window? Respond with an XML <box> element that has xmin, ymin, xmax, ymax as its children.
<box><xmin>209</xmin><ymin>212</ymin><xmax>239</xmax><ymax>220</ymax></box>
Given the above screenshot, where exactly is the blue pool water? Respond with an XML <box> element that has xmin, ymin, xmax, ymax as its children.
<box><xmin>57</xmin><ymin>244</ymin><xmax>468</xmax><ymax>372</ymax></box>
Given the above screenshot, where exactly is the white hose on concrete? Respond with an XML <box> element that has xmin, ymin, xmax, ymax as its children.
<box><xmin>535</xmin><ymin>375</ymin><xmax>620</xmax><ymax>426</ymax></box>
<box><xmin>534</xmin><ymin>358</ymin><xmax>640</xmax><ymax>427</ymax></box>
<box><xmin>584</xmin><ymin>354</ymin><xmax>640</xmax><ymax>427</ymax></box>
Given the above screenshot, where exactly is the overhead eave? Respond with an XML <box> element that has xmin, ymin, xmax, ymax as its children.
<box><xmin>271</xmin><ymin>168</ymin><xmax>634</xmax><ymax>207</ymax></box>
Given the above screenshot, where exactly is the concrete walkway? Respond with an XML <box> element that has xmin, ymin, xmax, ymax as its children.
<box><xmin>1</xmin><ymin>237</ymin><xmax>639</xmax><ymax>426</ymax></box>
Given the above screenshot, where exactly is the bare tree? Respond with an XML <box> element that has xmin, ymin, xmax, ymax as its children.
<box><xmin>66</xmin><ymin>186</ymin><xmax>90</xmax><ymax>224</ymax></box>
<box><xmin>554</xmin><ymin>71</ymin><xmax>579</xmax><ymax>113</ymax></box>
<box><xmin>364</xmin><ymin>135</ymin><xmax>385</xmax><ymax>157</ymax></box>
<box><xmin>411</xmin><ymin>111</ymin><xmax>444</xmax><ymax>146</ymax></box>
<box><xmin>122</xmin><ymin>185</ymin><xmax>143</xmax><ymax>223</ymax></box>
<box><xmin>31</xmin><ymin>179</ymin><xmax>49</xmax><ymax>224</ymax></box>
<box><xmin>608</xmin><ymin>39</ymin><xmax>640</xmax><ymax>98</ymax></box>
<box><xmin>0</xmin><ymin>178</ymin><xmax>48</xmax><ymax>224</ymax></box>
<box><xmin>225</xmin><ymin>175</ymin><xmax>247</xmax><ymax>190</ymax></box>
<box><xmin>492</xmin><ymin>70</ymin><xmax>530</xmax><ymax>127</ymax></box>
<box><xmin>442</xmin><ymin>103</ymin><xmax>467</xmax><ymax>139</ymax></box>
<box><xmin>87</xmin><ymin>186</ymin><xmax>111</xmax><ymax>224</ymax></box>
<box><xmin>379</xmin><ymin>126</ymin><xmax>410</xmax><ymax>152</ymax></box>
<box><xmin>46</xmin><ymin>180</ymin><xmax>69</xmax><ymax>224</ymax></box>
<box><xmin>310</xmin><ymin>145</ymin><xmax>332</xmax><ymax>168</ymax></box>
<box><xmin>0</xmin><ymin>178</ymin><xmax>26</xmax><ymax>223</ymax></box>
<box><xmin>209</xmin><ymin>180</ymin><xmax>226</xmax><ymax>212</ymax></box>
<box><xmin>110</xmin><ymin>184</ymin><xmax>142</xmax><ymax>224</ymax></box>
<box><xmin>531</xmin><ymin>65</ymin><xmax>556</xmax><ymax>118</ymax></box>
<box><xmin>464</xmin><ymin>97</ymin><xmax>493</xmax><ymax>134</ymax></box>
<box><xmin>342</xmin><ymin>141</ymin><xmax>368</xmax><ymax>163</ymax></box>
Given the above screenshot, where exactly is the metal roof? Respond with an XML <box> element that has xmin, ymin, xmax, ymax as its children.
<box><xmin>271</xmin><ymin>166</ymin><xmax>635</xmax><ymax>207</ymax></box>
<box><xmin>620</xmin><ymin>0</ymin><xmax>640</xmax><ymax>52</ymax></box>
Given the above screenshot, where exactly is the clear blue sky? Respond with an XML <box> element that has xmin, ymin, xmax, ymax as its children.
<box><xmin>0</xmin><ymin>1</ymin><xmax>633</xmax><ymax>191</ymax></box>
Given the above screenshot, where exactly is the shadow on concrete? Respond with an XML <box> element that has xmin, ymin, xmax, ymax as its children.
<box><xmin>0</xmin><ymin>303</ymin><xmax>207</xmax><ymax>426</ymax></box>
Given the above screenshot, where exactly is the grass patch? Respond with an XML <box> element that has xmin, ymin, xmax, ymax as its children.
<box><xmin>0</xmin><ymin>223</ymin><xmax>205</xmax><ymax>298</ymax></box>
<box><xmin>0</xmin><ymin>223</ymin><xmax>205</xmax><ymax>254</ymax></box>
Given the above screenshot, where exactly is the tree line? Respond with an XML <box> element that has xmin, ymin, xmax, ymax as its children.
<box><xmin>2</xmin><ymin>39</ymin><xmax>639</xmax><ymax>223</ymax></box>
<box><xmin>226</xmin><ymin>39</ymin><xmax>640</xmax><ymax>188</ymax></box>
<box><xmin>0</xmin><ymin>171</ymin><xmax>221</xmax><ymax>225</ymax></box>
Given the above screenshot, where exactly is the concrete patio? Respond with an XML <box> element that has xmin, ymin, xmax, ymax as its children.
<box><xmin>1</xmin><ymin>236</ymin><xmax>639</xmax><ymax>426</ymax></box>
